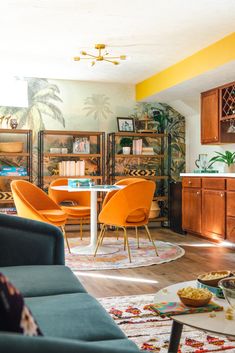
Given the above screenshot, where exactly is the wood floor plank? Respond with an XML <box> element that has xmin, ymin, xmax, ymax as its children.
<box><xmin>68</xmin><ymin>227</ymin><xmax>235</xmax><ymax>298</ymax></box>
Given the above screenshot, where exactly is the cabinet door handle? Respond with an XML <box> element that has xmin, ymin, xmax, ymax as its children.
<box><xmin>188</xmin><ymin>180</ymin><xmax>192</xmax><ymax>184</ymax></box>
<box><xmin>196</xmin><ymin>191</ymin><xmax>200</xmax><ymax>195</ymax></box>
<box><xmin>220</xmin><ymin>193</ymin><xmax>224</xmax><ymax>197</ymax></box>
<box><xmin>214</xmin><ymin>136</ymin><xmax>217</xmax><ymax>140</ymax></box>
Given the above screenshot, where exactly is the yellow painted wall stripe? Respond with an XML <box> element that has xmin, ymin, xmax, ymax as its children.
<box><xmin>136</xmin><ymin>32</ymin><xmax>235</xmax><ymax>101</ymax></box>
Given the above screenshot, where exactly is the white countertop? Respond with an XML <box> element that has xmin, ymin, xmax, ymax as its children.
<box><xmin>180</xmin><ymin>173</ymin><xmax>235</xmax><ymax>177</ymax></box>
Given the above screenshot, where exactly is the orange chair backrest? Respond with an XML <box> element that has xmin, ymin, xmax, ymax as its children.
<box><xmin>102</xmin><ymin>178</ymin><xmax>146</xmax><ymax>208</ymax></box>
<box><xmin>99</xmin><ymin>180</ymin><xmax>155</xmax><ymax>226</ymax></box>
<box><xmin>11</xmin><ymin>180</ymin><xmax>61</xmax><ymax>221</ymax></box>
<box><xmin>48</xmin><ymin>178</ymin><xmax>90</xmax><ymax>206</ymax></box>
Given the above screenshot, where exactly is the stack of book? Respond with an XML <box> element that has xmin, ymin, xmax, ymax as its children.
<box><xmin>132</xmin><ymin>139</ymin><xmax>143</xmax><ymax>155</ymax></box>
<box><xmin>58</xmin><ymin>161</ymin><xmax>85</xmax><ymax>177</ymax></box>
<box><xmin>0</xmin><ymin>167</ymin><xmax>27</xmax><ymax>176</ymax></box>
<box><xmin>142</xmin><ymin>147</ymin><xmax>154</xmax><ymax>155</ymax></box>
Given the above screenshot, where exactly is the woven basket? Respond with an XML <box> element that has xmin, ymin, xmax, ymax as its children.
<box><xmin>0</xmin><ymin>142</ymin><xmax>23</xmax><ymax>153</ymax></box>
<box><xmin>149</xmin><ymin>201</ymin><xmax>160</xmax><ymax>219</ymax></box>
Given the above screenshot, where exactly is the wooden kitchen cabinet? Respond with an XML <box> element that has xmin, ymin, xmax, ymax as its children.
<box><xmin>201</xmin><ymin>81</ymin><xmax>235</xmax><ymax>145</ymax></box>
<box><xmin>202</xmin><ymin>189</ymin><xmax>225</xmax><ymax>240</ymax></box>
<box><xmin>182</xmin><ymin>176</ymin><xmax>235</xmax><ymax>242</ymax></box>
<box><xmin>201</xmin><ymin>89</ymin><xmax>219</xmax><ymax>144</ymax></box>
<box><xmin>182</xmin><ymin>188</ymin><xmax>201</xmax><ymax>234</ymax></box>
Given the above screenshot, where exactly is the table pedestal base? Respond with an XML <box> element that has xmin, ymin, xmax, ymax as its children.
<box><xmin>71</xmin><ymin>244</ymin><xmax>119</xmax><ymax>256</ymax></box>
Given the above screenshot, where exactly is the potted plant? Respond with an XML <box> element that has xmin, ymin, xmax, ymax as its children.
<box><xmin>120</xmin><ymin>137</ymin><xmax>132</xmax><ymax>155</ymax></box>
<box><xmin>209</xmin><ymin>151</ymin><xmax>235</xmax><ymax>173</ymax></box>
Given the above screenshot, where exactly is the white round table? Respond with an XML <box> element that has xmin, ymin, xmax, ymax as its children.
<box><xmin>154</xmin><ymin>281</ymin><xmax>235</xmax><ymax>353</ymax></box>
<box><xmin>52</xmin><ymin>184</ymin><xmax>123</xmax><ymax>255</ymax></box>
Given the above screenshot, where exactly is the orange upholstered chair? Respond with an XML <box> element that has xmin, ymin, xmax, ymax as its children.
<box><xmin>48</xmin><ymin>178</ymin><xmax>90</xmax><ymax>240</ymax></box>
<box><xmin>11</xmin><ymin>180</ymin><xmax>70</xmax><ymax>252</ymax></box>
<box><xmin>95</xmin><ymin>180</ymin><xmax>158</xmax><ymax>262</ymax></box>
<box><xmin>102</xmin><ymin>178</ymin><xmax>150</xmax><ymax>247</ymax></box>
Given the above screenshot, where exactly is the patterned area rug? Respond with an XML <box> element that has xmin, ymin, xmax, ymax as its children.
<box><xmin>65</xmin><ymin>237</ymin><xmax>184</xmax><ymax>270</ymax></box>
<box><xmin>98</xmin><ymin>294</ymin><xmax>235</xmax><ymax>352</ymax></box>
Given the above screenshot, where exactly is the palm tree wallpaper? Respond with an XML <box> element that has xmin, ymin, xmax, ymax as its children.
<box><xmin>0</xmin><ymin>77</ymin><xmax>185</xmax><ymax>205</ymax></box>
<box><xmin>130</xmin><ymin>102</ymin><xmax>185</xmax><ymax>181</ymax></box>
<box><xmin>83</xmin><ymin>94</ymin><xmax>113</xmax><ymax>120</ymax></box>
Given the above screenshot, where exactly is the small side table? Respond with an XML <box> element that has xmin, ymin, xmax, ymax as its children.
<box><xmin>154</xmin><ymin>281</ymin><xmax>235</xmax><ymax>353</ymax></box>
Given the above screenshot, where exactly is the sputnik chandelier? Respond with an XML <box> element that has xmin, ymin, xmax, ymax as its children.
<box><xmin>74</xmin><ymin>44</ymin><xmax>126</xmax><ymax>66</ymax></box>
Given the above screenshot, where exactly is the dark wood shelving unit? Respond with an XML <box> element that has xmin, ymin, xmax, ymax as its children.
<box><xmin>38</xmin><ymin>130</ymin><xmax>105</xmax><ymax>190</ymax></box>
<box><xmin>107</xmin><ymin>132</ymin><xmax>171</xmax><ymax>225</ymax></box>
<box><xmin>0</xmin><ymin>129</ymin><xmax>32</xmax><ymax>209</ymax></box>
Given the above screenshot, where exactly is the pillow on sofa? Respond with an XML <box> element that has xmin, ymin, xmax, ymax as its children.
<box><xmin>0</xmin><ymin>273</ymin><xmax>42</xmax><ymax>336</ymax></box>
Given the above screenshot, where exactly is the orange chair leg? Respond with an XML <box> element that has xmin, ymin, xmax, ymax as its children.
<box><xmin>80</xmin><ymin>218</ymin><xmax>83</xmax><ymax>240</ymax></box>
<box><xmin>94</xmin><ymin>224</ymin><xmax>105</xmax><ymax>257</ymax></box>
<box><xmin>144</xmin><ymin>225</ymin><xmax>158</xmax><ymax>256</ymax></box>
<box><xmin>123</xmin><ymin>227</ymin><xmax>131</xmax><ymax>263</ymax></box>
<box><xmin>135</xmin><ymin>226</ymin><xmax>139</xmax><ymax>248</ymax></box>
<box><xmin>61</xmin><ymin>226</ymin><xmax>71</xmax><ymax>254</ymax></box>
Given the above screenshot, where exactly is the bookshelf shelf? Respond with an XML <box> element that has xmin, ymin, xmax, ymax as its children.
<box><xmin>43</xmin><ymin>153</ymin><xmax>101</xmax><ymax>158</ymax></box>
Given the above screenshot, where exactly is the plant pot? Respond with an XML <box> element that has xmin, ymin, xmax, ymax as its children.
<box><xmin>122</xmin><ymin>147</ymin><xmax>131</xmax><ymax>155</ymax></box>
<box><xmin>225</xmin><ymin>164</ymin><xmax>235</xmax><ymax>173</ymax></box>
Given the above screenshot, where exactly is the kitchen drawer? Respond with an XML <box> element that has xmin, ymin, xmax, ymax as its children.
<box><xmin>227</xmin><ymin>178</ymin><xmax>235</xmax><ymax>190</ymax></box>
<box><xmin>182</xmin><ymin>177</ymin><xmax>201</xmax><ymax>188</ymax></box>
<box><xmin>226</xmin><ymin>217</ymin><xmax>235</xmax><ymax>242</ymax></box>
<box><xmin>227</xmin><ymin>191</ymin><xmax>235</xmax><ymax>217</ymax></box>
<box><xmin>202</xmin><ymin>178</ymin><xmax>225</xmax><ymax>190</ymax></box>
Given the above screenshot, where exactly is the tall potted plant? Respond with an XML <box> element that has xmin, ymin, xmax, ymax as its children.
<box><xmin>209</xmin><ymin>151</ymin><xmax>235</xmax><ymax>173</ymax></box>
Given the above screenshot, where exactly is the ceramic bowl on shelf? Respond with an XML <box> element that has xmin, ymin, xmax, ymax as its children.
<box><xmin>0</xmin><ymin>142</ymin><xmax>23</xmax><ymax>153</ymax></box>
<box><xmin>197</xmin><ymin>270</ymin><xmax>231</xmax><ymax>287</ymax></box>
<box><xmin>219</xmin><ymin>277</ymin><xmax>235</xmax><ymax>309</ymax></box>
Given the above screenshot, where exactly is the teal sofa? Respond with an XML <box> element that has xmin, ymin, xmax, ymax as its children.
<box><xmin>0</xmin><ymin>214</ymin><xmax>139</xmax><ymax>353</ymax></box>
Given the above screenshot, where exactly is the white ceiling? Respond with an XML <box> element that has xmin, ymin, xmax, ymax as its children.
<box><xmin>0</xmin><ymin>0</ymin><xmax>234</xmax><ymax>84</ymax></box>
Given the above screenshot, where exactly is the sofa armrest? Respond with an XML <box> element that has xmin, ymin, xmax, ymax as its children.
<box><xmin>0</xmin><ymin>334</ymin><xmax>139</xmax><ymax>353</ymax></box>
<box><xmin>0</xmin><ymin>214</ymin><xmax>64</xmax><ymax>267</ymax></box>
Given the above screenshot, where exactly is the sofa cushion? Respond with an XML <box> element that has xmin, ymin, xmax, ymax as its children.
<box><xmin>0</xmin><ymin>273</ymin><xmax>42</xmax><ymax>336</ymax></box>
<box><xmin>0</xmin><ymin>266</ymin><xmax>86</xmax><ymax>297</ymax></box>
<box><xmin>26</xmin><ymin>293</ymin><xmax>126</xmax><ymax>341</ymax></box>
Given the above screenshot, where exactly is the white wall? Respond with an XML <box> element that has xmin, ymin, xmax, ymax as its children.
<box><xmin>170</xmin><ymin>98</ymin><xmax>235</xmax><ymax>173</ymax></box>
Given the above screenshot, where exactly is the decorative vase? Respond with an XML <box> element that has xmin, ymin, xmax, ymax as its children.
<box><xmin>225</xmin><ymin>164</ymin><xmax>235</xmax><ymax>173</ymax></box>
<box><xmin>10</xmin><ymin>118</ymin><xmax>18</xmax><ymax>129</ymax></box>
<box><xmin>122</xmin><ymin>147</ymin><xmax>131</xmax><ymax>155</ymax></box>
<box><xmin>149</xmin><ymin>201</ymin><xmax>160</xmax><ymax>219</ymax></box>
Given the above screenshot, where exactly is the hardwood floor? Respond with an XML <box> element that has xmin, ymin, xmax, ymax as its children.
<box><xmin>68</xmin><ymin>227</ymin><xmax>235</xmax><ymax>298</ymax></box>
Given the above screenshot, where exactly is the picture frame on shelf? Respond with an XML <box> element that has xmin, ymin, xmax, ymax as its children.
<box><xmin>73</xmin><ymin>137</ymin><xmax>90</xmax><ymax>154</ymax></box>
<box><xmin>117</xmin><ymin>117</ymin><xmax>135</xmax><ymax>132</ymax></box>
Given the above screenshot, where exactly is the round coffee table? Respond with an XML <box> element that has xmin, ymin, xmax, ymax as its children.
<box><xmin>154</xmin><ymin>281</ymin><xmax>235</xmax><ymax>353</ymax></box>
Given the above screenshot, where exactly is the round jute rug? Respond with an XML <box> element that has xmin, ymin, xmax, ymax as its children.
<box><xmin>65</xmin><ymin>237</ymin><xmax>184</xmax><ymax>271</ymax></box>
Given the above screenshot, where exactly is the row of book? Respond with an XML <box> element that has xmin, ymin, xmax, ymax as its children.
<box><xmin>132</xmin><ymin>139</ymin><xmax>154</xmax><ymax>155</ymax></box>
<box><xmin>58</xmin><ymin>161</ymin><xmax>85</xmax><ymax>177</ymax></box>
<box><xmin>0</xmin><ymin>167</ymin><xmax>27</xmax><ymax>176</ymax></box>
<box><xmin>0</xmin><ymin>208</ymin><xmax>17</xmax><ymax>215</ymax></box>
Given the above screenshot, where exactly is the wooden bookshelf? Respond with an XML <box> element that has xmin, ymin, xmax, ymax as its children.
<box><xmin>107</xmin><ymin>132</ymin><xmax>171</xmax><ymax>225</ymax></box>
<box><xmin>38</xmin><ymin>130</ymin><xmax>105</xmax><ymax>190</ymax></box>
<box><xmin>0</xmin><ymin>129</ymin><xmax>32</xmax><ymax>210</ymax></box>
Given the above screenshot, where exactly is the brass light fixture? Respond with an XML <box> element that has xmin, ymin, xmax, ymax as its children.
<box><xmin>74</xmin><ymin>44</ymin><xmax>126</xmax><ymax>66</ymax></box>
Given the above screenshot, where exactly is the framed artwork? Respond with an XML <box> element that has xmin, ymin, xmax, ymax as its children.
<box><xmin>117</xmin><ymin>117</ymin><xmax>135</xmax><ymax>132</ymax></box>
<box><xmin>73</xmin><ymin>137</ymin><xmax>90</xmax><ymax>154</ymax></box>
